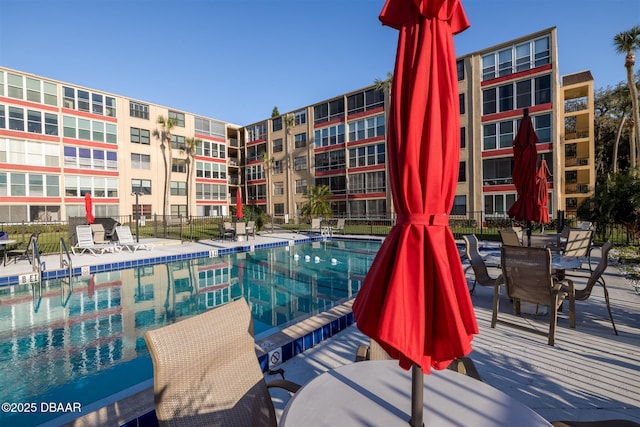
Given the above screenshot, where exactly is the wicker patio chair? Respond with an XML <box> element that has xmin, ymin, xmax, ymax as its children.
<box><xmin>563</xmin><ymin>241</ymin><xmax>618</xmax><ymax>335</ymax></box>
<box><xmin>499</xmin><ymin>229</ymin><xmax>522</xmax><ymax>246</ymax></box>
<box><xmin>144</xmin><ymin>299</ymin><xmax>300</xmax><ymax>427</ymax></box>
<box><xmin>492</xmin><ymin>245</ymin><xmax>575</xmax><ymax>346</ymax></box>
<box><xmin>463</xmin><ymin>235</ymin><xmax>503</xmax><ymax>295</ymax></box>
<box><xmin>354</xmin><ymin>339</ymin><xmax>482</xmax><ymax>381</ymax></box>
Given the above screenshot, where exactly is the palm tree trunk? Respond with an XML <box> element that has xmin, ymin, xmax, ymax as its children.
<box><xmin>161</xmin><ymin>142</ymin><xmax>169</xmax><ymax>225</ymax></box>
<box><xmin>625</xmin><ymin>52</ymin><xmax>639</xmax><ymax>169</ymax></box>
<box><xmin>613</xmin><ymin>115</ymin><xmax>626</xmax><ymax>173</ymax></box>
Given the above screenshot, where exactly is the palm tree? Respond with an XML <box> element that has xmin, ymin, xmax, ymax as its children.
<box><xmin>614</xmin><ymin>25</ymin><xmax>640</xmax><ymax>169</ymax></box>
<box><xmin>301</xmin><ymin>185</ymin><xmax>333</xmax><ymax>219</ymax></box>
<box><xmin>182</xmin><ymin>137</ymin><xmax>201</xmax><ymax>219</ymax></box>
<box><xmin>284</xmin><ymin>113</ymin><xmax>296</xmax><ymax>222</ymax></box>
<box><xmin>153</xmin><ymin>116</ymin><xmax>177</xmax><ymax>224</ymax></box>
<box><xmin>262</xmin><ymin>152</ymin><xmax>273</xmax><ymax>214</ymax></box>
<box><xmin>374</xmin><ymin>72</ymin><xmax>393</xmax><ymax>91</ymax></box>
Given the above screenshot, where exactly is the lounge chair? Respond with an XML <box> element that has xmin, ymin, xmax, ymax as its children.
<box><xmin>144</xmin><ymin>299</ymin><xmax>300</xmax><ymax>427</ymax></box>
<box><xmin>310</xmin><ymin>218</ymin><xmax>330</xmax><ymax>236</ymax></box>
<box><xmin>72</xmin><ymin>225</ymin><xmax>121</xmax><ymax>255</ymax></box>
<box><xmin>333</xmin><ymin>218</ymin><xmax>345</xmax><ymax>235</ymax></box>
<box><xmin>463</xmin><ymin>234</ymin><xmax>503</xmax><ymax>295</ymax></box>
<box><xmin>115</xmin><ymin>225</ymin><xmax>151</xmax><ymax>252</ymax></box>
<box><xmin>492</xmin><ymin>245</ymin><xmax>575</xmax><ymax>346</ymax></box>
<box><xmin>5</xmin><ymin>232</ymin><xmax>40</xmax><ymax>264</ymax></box>
<box><xmin>562</xmin><ymin>241</ymin><xmax>617</xmax><ymax>335</ymax></box>
<box><xmin>246</xmin><ymin>220</ymin><xmax>256</xmax><ymax>240</ymax></box>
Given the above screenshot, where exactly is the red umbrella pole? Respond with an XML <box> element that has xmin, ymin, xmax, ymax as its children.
<box><xmin>411</xmin><ymin>365</ymin><xmax>423</xmax><ymax>427</ymax></box>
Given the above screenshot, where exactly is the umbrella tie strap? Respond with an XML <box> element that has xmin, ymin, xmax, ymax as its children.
<box><xmin>396</xmin><ymin>213</ymin><xmax>449</xmax><ymax>226</ymax></box>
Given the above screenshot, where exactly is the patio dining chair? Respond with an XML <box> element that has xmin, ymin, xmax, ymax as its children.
<box><xmin>463</xmin><ymin>234</ymin><xmax>503</xmax><ymax>295</ymax></box>
<box><xmin>499</xmin><ymin>229</ymin><xmax>522</xmax><ymax>246</ymax></box>
<box><xmin>562</xmin><ymin>241</ymin><xmax>618</xmax><ymax>335</ymax></box>
<box><xmin>354</xmin><ymin>339</ymin><xmax>483</xmax><ymax>381</ymax></box>
<box><xmin>144</xmin><ymin>298</ymin><xmax>300</xmax><ymax>427</ymax></box>
<box><xmin>492</xmin><ymin>245</ymin><xmax>575</xmax><ymax>346</ymax></box>
<box><xmin>6</xmin><ymin>232</ymin><xmax>40</xmax><ymax>265</ymax></box>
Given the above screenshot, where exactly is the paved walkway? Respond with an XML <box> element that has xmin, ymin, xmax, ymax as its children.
<box><xmin>2</xmin><ymin>232</ymin><xmax>639</xmax><ymax>425</ymax></box>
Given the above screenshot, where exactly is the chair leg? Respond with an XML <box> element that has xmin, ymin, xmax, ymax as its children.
<box><xmin>491</xmin><ymin>284</ymin><xmax>500</xmax><ymax>328</ymax></box>
<box><xmin>600</xmin><ymin>283</ymin><xmax>618</xmax><ymax>335</ymax></box>
<box><xmin>548</xmin><ymin>300</ymin><xmax>558</xmax><ymax>346</ymax></box>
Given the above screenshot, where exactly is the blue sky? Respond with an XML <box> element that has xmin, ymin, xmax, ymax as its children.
<box><xmin>1</xmin><ymin>0</ymin><xmax>638</xmax><ymax>125</ymax></box>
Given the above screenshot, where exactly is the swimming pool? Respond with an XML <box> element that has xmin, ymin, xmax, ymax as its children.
<box><xmin>0</xmin><ymin>239</ymin><xmax>381</xmax><ymax>426</ymax></box>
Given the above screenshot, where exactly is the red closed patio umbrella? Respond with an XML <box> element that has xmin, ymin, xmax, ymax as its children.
<box><xmin>535</xmin><ymin>158</ymin><xmax>551</xmax><ymax>225</ymax></box>
<box><xmin>352</xmin><ymin>1</ymin><xmax>475</xmax><ymax>425</ymax></box>
<box><xmin>84</xmin><ymin>193</ymin><xmax>94</xmax><ymax>224</ymax></box>
<box><xmin>236</xmin><ymin>188</ymin><xmax>243</xmax><ymax>220</ymax></box>
<box><xmin>507</xmin><ymin>109</ymin><xmax>539</xmax><ymax>245</ymax></box>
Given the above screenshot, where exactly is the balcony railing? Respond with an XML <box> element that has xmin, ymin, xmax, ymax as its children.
<box><xmin>564</xmin><ymin>130</ymin><xmax>590</xmax><ymax>140</ymax></box>
<box><xmin>563</xmin><ymin>98</ymin><xmax>587</xmax><ymax>113</ymax></box>
<box><xmin>565</xmin><ymin>183</ymin><xmax>591</xmax><ymax>194</ymax></box>
<box><xmin>565</xmin><ymin>156</ymin><xmax>590</xmax><ymax>167</ymax></box>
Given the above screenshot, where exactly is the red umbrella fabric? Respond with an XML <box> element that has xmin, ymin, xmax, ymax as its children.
<box><xmin>353</xmin><ymin>0</ymin><xmax>476</xmax><ymax>376</ymax></box>
<box><xmin>236</xmin><ymin>188</ymin><xmax>243</xmax><ymax>220</ymax></box>
<box><xmin>84</xmin><ymin>193</ymin><xmax>94</xmax><ymax>224</ymax></box>
<box><xmin>507</xmin><ymin>112</ymin><xmax>539</xmax><ymax>222</ymax></box>
<box><xmin>535</xmin><ymin>159</ymin><xmax>551</xmax><ymax>224</ymax></box>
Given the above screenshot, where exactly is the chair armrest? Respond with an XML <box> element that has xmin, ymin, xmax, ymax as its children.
<box><xmin>266</xmin><ymin>379</ymin><xmax>301</xmax><ymax>393</ymax></box>
<box><xmin>355</xmin><ymin>344</ymin><xmax>370</xmax><ymax>362</ymax></box>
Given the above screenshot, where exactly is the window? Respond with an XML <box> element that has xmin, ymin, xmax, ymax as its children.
<box><xmin>294</xmin><ymin>110</ymin><xmax>306</xmax><ymax>125</ymax></box>
<box><xmin>26</xmin><ymin>77</ymin><xmax>41</xmax><ymax>103</ymax></box>
<box><xmin>172</xmin><ymin>158</ymin><xmax>187</xmax><ymax>173</ymax></box>
<box><xmin>130</xmin><ymin>101</ymin><xmax>149</xmax><ymax>119</ymax></box>
<box><xmin>294</xmin><ymin>133</ymin><xmax>306</xmax><ymax>148</ymax></box>
<box><xmin>347</xmin><ymin>88</ymin><xmax>384</xmax><ymax>115</ymax></box>
<box><xmin>482</xmin><ymin>157</ymin><xmax>514</xmax><ymax>186</ymax></box>
<box><xmin>516</xmin><ymin>80</ymin><xmax>532</xmax><ymax>108</ymax></box>
<box><xmin>483</xmin><ymin>123</ymin><xmax>496</xmax><ymax>150</ymax></box>
<box><xmin>273</xmin><ymin>181</ymin><xmax>284</xmax><ymax>196</ymax></box>
<box><xmin>132</xmin><ymin>179</ymin><xmax>151</xmax><ymax>195</ymax></box>
<box><xmin>62</xmin><ymin>115</ymin><xmax>117</xmax><ymax>143</ymax></box>
<box><xmin>131</xmin><ymin>153</ymin><xmax>151</xmax><ymax>169</ymax></box>
<box><xmin>315</xmin><ymin>150</ymin><xmax>346</xmax><ymax>172</ymax></box>
<box><xmin>452</xmin><ymin>195</ymin><xmax>466</xmax><ymax>215</ymax></box>
<box><xmin>44</xmin><ymin>113</ymin><xmax>58</xmax><ymax>135</ymax></box>
<box><xmin>295</xmin><ymin>179</ymin><xmax>307</xmax><ymax>194</ymax></box>
<box><xmin>77</xmin><ymin>90</ymin><xmax>90</xmax><ymax>112</ymax></box>
<box><xmin>458</xmin><ymin>162</ymin><xmax>466</xmax><ymax>182</ymax></box>
<box><xmin>0</xmin><ymin>105</ymin><xmax>4</xmax><ymax>129</ymax></box>
<box><xmin>272</xmin><ymin>117</ymin><xmax>282</xmax><ymax>132</ymax></box>
<box><xmin>195</xmin><ymin>117</ymin><xmax>226</xmax><ymax>138</ymax></box>
<box><xmin>273</xmin><ymin>138</ymin><xmax>283</xmax><ymax>153</ymax></box>
<box><xmin>196</xmin><ymin>140</ymin><xmax>225</xmax><ymax>159</ymax></box>
<box><xmin>247</xmin><ymin>123</ymin><xmax>266</xmax><ymax>142</ymax></box>
<box><xmin>457</xmin><ymin>60</ymin><xmax>464</xmax><ymax>81</ymax></box>
<box><xmin>482</xmin><ymin>89</ymin><xmax>496</xmax><ymax>115</ymax></box>
<box><xmin>482</xmin><ymin>36</ymin><xmax>550</xmax><ymax>81</ymax></box>
<box><xmin>349</xmin><ymin>143</ymin><xmax>385</xmax><ymax>168</ymax></box>
<box><xmin>273</xmin><ymin>160</ymin><xmax>283</xmax><ymax>174</ymax></box>
<box><xmin>498</xmin><ymin>48</ymin><xmax>512</xmax><ymax>77</ymax></box>
<box><xmin>498</xmin><ymin>84</ymin><xmax>513</xmax><ymax>112</ymax></box>
<box><xmin>195</xmin><ymin>183</ymin><xmax>227</xmax><ymax>201</ymax></box>
<box><xmin>294</xmin><ymin>156</ymin><xmax>307</xmax><ymax>171</ymax></box>
<box><xmin>498</xmin><ymin>121</ymin><xmax>514</xmax><ymax>148</ymax></box>
<box><xmin>171</xmin><ymin>134</ymin><xmax>185</xmax><ymax>150</ymax></box>
<box><xmin>7</xmin><ymin>73</ymin><xmax>23</xmax><ymax>99</ymax></box>
<box><xmin>171</xmin><ymin>181</ymin><xmax>187</xmax><ymax>196</ymax></box>
<box><xmin>8</xmin><ymin>107</ymin><xmax>24</xmax><ymax>131</ymax></box>
<box><xmin>27</xmin><ymin>110</ymin><xmax>42</xmax><ymax>133</ymax></box>
<box><xmin>484</xmin><ymin>193</ymin><xmax>517</xmax><ymax>216</ymax></box>
<box><xmin>459</xmin><ymin>94</ymin><xmax>465</xmax><ymax>114</ymax></box>
<box><xmin>534</xmin><ymin>113</ymin><xmax>552</xmax><ymax>143</ymax></box>
<box><xmin>460</xmin><ymin>127</ymin><xmax>466</xmax><ymax>148</ymax></box>
<box><xmin>348</xmin><ymin>114</ymin><xmax>385</xmax><ymax>142</ymax></box>
<box><xmin>274</xmin><ymin>203</ymin><xmax>284</xmax><ymax>215</ymax></box>
<box><xmin>314</xmin><ymin>123</ymin><xmax>345</xmax><ymax>147</ymax></box>
<box><xmin>131</xmin><ymin>127</ymin><xmax>150</xmax><ymax>144</ymax></box>
<box><xmin>534</xmin><ymin>74</ymin><xmax>551</xmax><ymax>105</ymax></box>
<box><xmin>169</xmin><ymin>111</ymin><xmax>185</xmax><ymax>127</ymax></box>
<box><xmin>171</xmin><ymin>205</ymin><xmax>187</xmax><ymax>217</ymax></box>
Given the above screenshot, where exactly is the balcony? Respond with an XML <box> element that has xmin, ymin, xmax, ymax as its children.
<box><xmin>564</xmin><ymin>97</ymin><xmax>587</xmax><ymax>113</ymax></box>
<box><xmin>228</xmin><ymin>138</ymin><xmax>239</xmax><ymax>148</ymax></box>
<box><xmin>565</xmin><ymin>183</ymin><xmax>591</xmax><ymax>194</ymax></box>
<box><xmin>565</xmin><ymin>156</ymin><xmax>590</xmax><ymax>167</ymax></box>
<box><xmin>564</xmin><ymin>130</ymin><xmax>590</xmax><ymax>140</ymax></box>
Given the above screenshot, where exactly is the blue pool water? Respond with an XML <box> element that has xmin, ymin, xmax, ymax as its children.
<box><xmin>0</xmin><ymin>239</ymin><xmax>381</xmax><ymax>426</ymax></box>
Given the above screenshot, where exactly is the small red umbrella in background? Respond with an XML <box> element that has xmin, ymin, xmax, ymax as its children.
<box><xmin>352</xmin><ymin>1</ymin><xmax>475</xmax><ymax>425</ymax></box>
<box><xmin>84</xmin><ymin>193</ymin><xmax>94</xmax><ymax>224</ymax></box>
<box><xmin>507</xmin><ymin>109</ymin><xmax>539</xmax><ymax>245</ymax></box>
<box><xmin>236</xmin><ymin>188</ymin><xmax>243</xmax><ymax>220</ymax></box>
<box><xmin>535</xmin><ymin>158</ymin><xmax>551</xmax><ymax>225</ymax></box>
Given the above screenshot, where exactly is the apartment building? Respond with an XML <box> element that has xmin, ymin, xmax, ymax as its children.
<box><xmin>0</xmin><ymin>66</ymin><xmax>239</xmax><ymax>222</ymax></box>
<box><xmin>0</xmin><ymin>26</ymin><xmax>595</xmax><ymax>224</ymax></box>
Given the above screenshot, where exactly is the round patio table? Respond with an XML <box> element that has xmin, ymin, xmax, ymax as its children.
<box><xmin>281</xmin><ymin>360</ymin><xmax>552</xmax><ymax>426</ymax></box>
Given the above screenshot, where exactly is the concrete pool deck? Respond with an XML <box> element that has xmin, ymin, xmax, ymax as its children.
<box><xmin>1</xmin><ymin>231</ymin><xmax>639</xmax><ymax>426</ymax></box>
